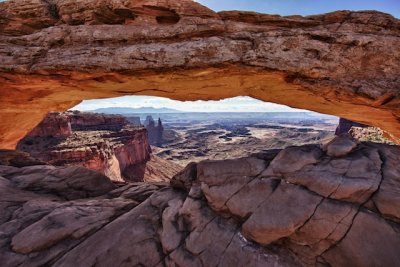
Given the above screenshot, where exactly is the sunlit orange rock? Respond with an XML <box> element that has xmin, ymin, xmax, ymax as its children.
<box><xmin>0</xmin><ymin>0</ymin><xmax>399</xmax><ymax>148</ymax></box>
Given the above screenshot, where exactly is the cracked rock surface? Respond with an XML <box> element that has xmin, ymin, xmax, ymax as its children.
<box><xmin>0</xmin><ymin>136</ymin><xmax>399</xmax><ymax>266</ymax></box>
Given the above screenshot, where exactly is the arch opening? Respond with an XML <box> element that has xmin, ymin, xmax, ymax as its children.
<box><xmin>0</xmin><ymin>1</ymin><xmax>400</xmax><ymax>266</ymax></box>
<box><xmin>14</xmin><ymin>95</ymin><xmax>394</xmax><ymax>183</ymax></box>
<box><xmin>1</xmin><ymin>65</ymin><xmax>399</xmax><ymax>150</ymax></box>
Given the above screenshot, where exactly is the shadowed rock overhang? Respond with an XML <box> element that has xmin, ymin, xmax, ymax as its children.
<box><xmin>0</xmin><ymin>0</ymin><xmax>399</xmax><ymax>148</ymax></box>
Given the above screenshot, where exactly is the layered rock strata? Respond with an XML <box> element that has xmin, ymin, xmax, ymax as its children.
<box><xmin>17</xmin><ymin>111</ymin><xmax>156</xmax><ymax>182</ymax></box>
<box><xmin>0</xmin><ymin>136</ymin><xmax>399</xmax><ymax>266</ymax></box>
<box><xmin>0</xmin><ymin>0</ymin><xmax>400</xmax><ymax>148</ymax></box>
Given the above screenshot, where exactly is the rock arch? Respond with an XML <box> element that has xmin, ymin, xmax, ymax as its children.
<box><xmin>0</xmin><ymin>0</ymin><xmax>399</xmax><ymax>148</ymax></box>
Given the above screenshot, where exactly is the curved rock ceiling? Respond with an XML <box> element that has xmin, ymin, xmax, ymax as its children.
<box><xmin>0</xmin><ymin>0</ymin><xmax>399</xmax><ymax>148</ymax></box>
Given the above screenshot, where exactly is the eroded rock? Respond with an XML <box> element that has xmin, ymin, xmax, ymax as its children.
<box><xmin>3</xmin><ymin>165</ymin><xmax>116</xmax><ymax>200</ymax></box>
<box><xmin>11</xmin><ymin>198</ymin><xmax>133</xmax><ymax>254</ymax></box>
<box><xmin>262</xmin><ymin>145</ymin><xmax>323</xmax><ymax>175</ymax></box>
<box><xmin>17</xmin><ymin>111</ymin><xmax>180</xmax><ymax>183</ymax></box>
<box><xmin>1</xmin><ymin>0</ymin><xmax>400</xmax><ymax>148</ymax></box>
<box><xmin>242</xmin><ymin>183</ymin><xmax>322</xmax><ymax>245</ymax></box>
<box><xmin>370</xmin><ymin>144</ymin><xmax>400</xmax><ymax>222</ymax></box>
<box><xmin>0</xmin><ymin>139</ymin><xmax>399</xmax><ymax>266</ymax></box>
<box><xmin>322</xmin><ymin>210</ymin><xmax>400</xmax><ymax>267</ymax></box>
<box><xmin>324</xmin><ymin>134</ymin><xmax>358</xmax><ymax>157</ymax></box>
<box><xmin>283</xmin><ymin>145</ymin><xmax>382</xmax><ymax>204</ymax></box>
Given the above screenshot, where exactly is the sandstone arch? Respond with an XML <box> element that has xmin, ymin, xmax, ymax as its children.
<box><xmin>0</xmin><ymin>0</ymin><xmax>399</xmax><ymax>148</ymax></box>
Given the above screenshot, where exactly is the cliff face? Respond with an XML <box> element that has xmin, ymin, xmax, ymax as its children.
<box><xmin>27</xmin><ymin>112</ymin><xmax>73</xmax><ymax>138</ymax></box>
<box><xmin>335</xmin><ymin>118</ymin><xmax>368</xmax><ymax>135</ymax></box>
<box><xmin>0</xmin><ymin>136</ymin><xmax>399</xmax><ymax>266</ymax></box>
<box><xmin>17</xmin><ymin>111</ymin><xmax>153</xmax><ymax>182</ymax></box>
<box><xmin>1</xmin><ymin>0</ymin><xmax>399</xmax><ymax>148</ymax></box>
<box><xmin>69</xmin><ymin>111</ymin><xmax>128</xmax><ymax>131</ymax></box>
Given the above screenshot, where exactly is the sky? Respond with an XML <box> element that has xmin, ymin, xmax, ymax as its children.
<box><xmin>195</xmin><ymin>0</ymin><xmax>400</xmax><ymax>18</ymax></box>
<box><xmin>73</xmin><ymin>96</ymin><xmax>308</xmax><ymax>113</ymax></box>
<box><xmin>68</xmin><ymin>0</ymin><xmax>399</xmax><ymax>112</ymax></box>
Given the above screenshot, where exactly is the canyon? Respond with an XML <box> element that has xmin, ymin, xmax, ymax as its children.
<box><xmin>17</xmin><ymin>111</ymin><xmax>180</xmax><ymax>182</ymax></box>
<box><xmin>144</xmin><ymin>112</ymin><xmax>337</xmax><ymax>167</ymax></box>
<box><xmin>0</xmin><ymin>0</ymin><xmax>399</xmax><ymax>266</ymax></box>
<box><xmin>0</xmin><ymin>135</ymin><xmax>399</xmax><ymax>266</ymax></box>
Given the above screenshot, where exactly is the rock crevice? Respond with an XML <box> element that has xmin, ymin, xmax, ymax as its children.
<box><xmin>1</xmin><ymin>136</ymin><xmax>399</xmax><ymax>266</ymax></box>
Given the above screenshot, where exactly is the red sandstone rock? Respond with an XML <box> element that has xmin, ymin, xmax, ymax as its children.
<box><xmin>69</xmin><ymin>111</ymin><xmax>128</xmax><ymax>132</ymax></box>
<box><xmin>0</xmin><ymin>137</ymin><xmax>399</xmax><ymax>266</ymax></box>
<box><xmin>0</xmin><ymin>0</ymin><xmax>399</xmax><ymax>148</ymax></box>
<box><xmin>27</xmin><ymin>112</ymin><xmax>72</xmax><ymax>138</ymax></box>
<box><xmin>17</xmin><ymin>111</ymin><xmax>156</xmax><ymax>182</ymax></box>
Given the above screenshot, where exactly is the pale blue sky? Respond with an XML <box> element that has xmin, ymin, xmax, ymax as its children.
<box><xmin>196</xmin><ymin>0</ymin><xmax>400</xmax><ymax>18</ymax></box>
<box><xmin>67</xmin><ymin>0</ymin><xmax>398</xmax><ymax>112</ymax></box>
<box><xmin>73</xmin><ymin>96</ymin><xmax>309</xmax><ymax>113</ymax></box>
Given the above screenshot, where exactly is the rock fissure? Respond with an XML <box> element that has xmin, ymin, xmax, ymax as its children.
<box><xmin>315</xmin><ymin>205</ymin><xmax>355</xmax><ymax>245</ymax></box>
<box><xmin>294</xmin><ymin>196</ymin><xmax>326</xmax><ymax>235</ymax></box>
<box><xmin>0</xmin><ymin>0</ymin><xmax>400</xmax><ymax>265</ymax></box>
<box><xmin>1</xmin><ymin>135</ymin><xmax>400</xmax><ymax>266</ymax></box>
<box><xmin>215</xmin><ymin>229</ymin><xmax>239</xmax><ymax>267</ymax></box>
<box><xmin>319</xmin><ymin>149</ymin><xmax>386</xmax><ymax>259</ymax></box>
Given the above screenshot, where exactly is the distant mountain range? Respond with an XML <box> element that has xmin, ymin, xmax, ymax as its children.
<box><xmin>88</xmin><ymin>107</ymin><xmax>182</xmax><ymax>114</ymax></box>
<box><xmin>84</xmin><ymin>107</ymin><xmax>336</xmax><ymax>120</ymax></box>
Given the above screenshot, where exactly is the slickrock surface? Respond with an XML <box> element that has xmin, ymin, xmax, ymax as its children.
<box><xmin>0</xmin><ymin>149</ymin><xmax>46</xmax><ymax>167</ymax></box>
<box><xmin>0</xmin><ymin>136</ymin><xmax>399</xmax><ymax>266</ymax></box>
<box><xmin>17</xmin><ymin>111</ymin><xmax>179</xmax><ymax>182</ymax></box>
<box><xmin>1</xmin><ymin>0</ymin><xmax>400</xmax><ymax>148</ymax></box>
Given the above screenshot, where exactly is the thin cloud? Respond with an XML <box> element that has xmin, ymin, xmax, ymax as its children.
<box><xmin>72</xmin><ymin>96</ymin><xmax>309</xmax><ymax>113</ymax></box>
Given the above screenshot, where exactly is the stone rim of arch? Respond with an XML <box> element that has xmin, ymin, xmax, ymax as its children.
<box><xmin>0</xmin><ymin>0</ymin><xmax>399</xmax><ymax>148</ymax></box>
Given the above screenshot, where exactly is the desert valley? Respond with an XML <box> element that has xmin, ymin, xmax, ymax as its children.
<box><xmin>0</xmin><ymin>0</ymin><xmax>399</xmax><ymax>266</ymax></box>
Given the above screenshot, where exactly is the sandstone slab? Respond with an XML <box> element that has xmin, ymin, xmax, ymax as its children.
<box><xmin>242</xmin><ymin>183</ymin><xmax>322</xmax><ymax>245</ymax></box>
<box><xmin>322</xmin><ymin>210</ymin><xmax>400</xmax><ymax>267</ymax></box>
<box><xmin>324</xmin><ymin>134</ymin><xmax>358</xmax><ymax>157</ymax></box>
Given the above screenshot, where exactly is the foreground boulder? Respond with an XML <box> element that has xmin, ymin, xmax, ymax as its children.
<box><xmin>0</xmin><ymin>136</ymin><xmax>399</xmax><ymax>266</ymax></box>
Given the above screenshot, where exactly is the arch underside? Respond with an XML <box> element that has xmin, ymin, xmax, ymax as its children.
<box><xmin>0</xmin><ymin>0</ymin><xmax>399</xmax><ymax>148</ymax></box>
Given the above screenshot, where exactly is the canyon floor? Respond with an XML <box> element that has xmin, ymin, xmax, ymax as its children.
<box><xmin>0</xmin><ymin>0</ymin><xmax>399</xmax><ymax>265</ymax></box>
<box><xmin>128</xmin><ymin>112</ymin><xmax>338</xmax><ymax>167</ymax></box>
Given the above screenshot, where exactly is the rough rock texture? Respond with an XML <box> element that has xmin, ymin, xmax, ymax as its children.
<box><xmin>335</xmin><ymin>118</ymin><xmax>368</xmax><ymax>135</ymax></box>
<box><xmin>69</xmin><ymin>111</ymin><xmax>129</xmax><ymax>132</ymax></box>
<box><xmin>0</xmin><ymin>149</ymin><xmax>46</xmax><ymax>167</ymax></box>
<box><xmin>27</xmin><ymin>112</ymin><xmax>73</xmax><ymax>138</ymax></box>
<box><xmin>143</xmin><ymin>154</ymin><xmax>182</xmax><ymax>182</ymax></box>
<box><xmin>1</xmin><ymin>136</ymin><xmax>398</xmax><ymax>266</ymax></box>
<box><xmin>349</xmin><ymin>126</ymin><xmax>396</xmax><ymax>144</ymax></box>
<box><xmin>324</xmin><ymin>134</ymin><xmax>358</xmax><ymax>157</ymax></box>
<box><xmin>0</xmin><ymin>0</ymin><xmax>400</xmax><ymax>148</ymax></box>
<box><xmin>17</xmin><ymin>111</ymin><xmax>171</xmax><ymax>182</ymax></box>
